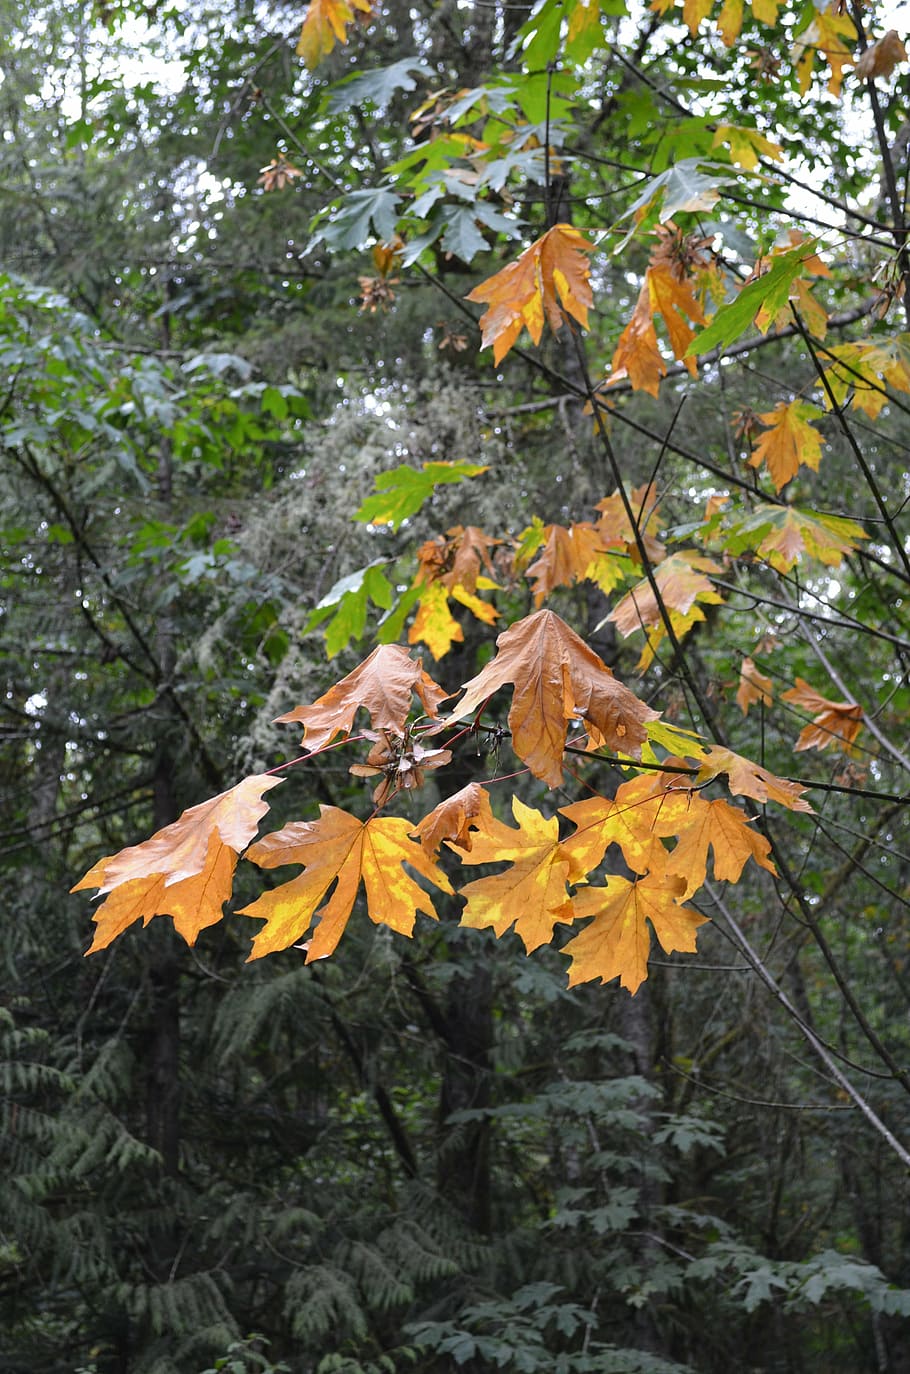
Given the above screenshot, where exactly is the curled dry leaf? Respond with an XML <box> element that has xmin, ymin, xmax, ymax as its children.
<box><xmin>781</xmin><ymin>678</ymin><xmax>864</xmax><ymax>752</ymax></box>
<box><xmin>854</xmin><ymin>30</ymin><xmax>908</xmax><ymax>81</ymax></box>
<box><xmin>414</xmin><ymin>781</ymin><xmax>489</xmax><ymax>857</ymax></box>
<box><xmin>695</xmin><ymin>744</ymin><xmax>814</xmax><ymax>811</ymax></box>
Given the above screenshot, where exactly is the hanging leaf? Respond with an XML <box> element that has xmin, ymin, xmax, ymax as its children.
<box><xmin>781</xmin><ymin>678</ymin><xmax>864</xmax><ymax>752</ymax></box>
<box><xmin>564</xmin><ymin>865</ymin><xmax>705</xmax><ymax>995</ymax></box>
<box><xmin>241</xmin><ymin>808</ymin><xmax>453</xmax><ymax>960</ymax></box>
<box><xmin>297</xmin><ymin>0</ymin><xmax>373</xmax><ymax>69</ymax></box>
<box><xmin>736</xmin><ymin>656</ymin><xmax>774</xmax><ymax>714</ymax></box>
<box><xmin>748</xmin><ymin>400</ymin><xmax>825</xmax><ymax>490</ymax></box>
<box><xmin>465</xmin><ymin>224</ymin><xmax>595</xmax><ymax>364</ymax></box>
<box><xmin>720</xmin><ymin>505</ymin><xmax>867</xmax><ymax>571</ymax></box>
<box><xmin>456</xmin><ymin>797</ymin><xmax>578</xmax><ymax>952</ymax></box>
<box><xmin>695</xmin><ymin>745</ymin><xmax>814</xmax><ymax>811</ymax></box>
<box><xmin>854</xmin><ymin>30</ymin><xmax>908</xmax><ymax>81</ymax></box>
<box><xmin>74</xmin><ymin>775</ymin><xmax>283</xmax><ymax>953</ymax></box>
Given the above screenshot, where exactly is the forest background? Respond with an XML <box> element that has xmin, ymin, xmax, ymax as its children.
<box><xmin>2</xmin><ymin>0</ymin><xmax>910</xmax><ymax>1370</ymax></box>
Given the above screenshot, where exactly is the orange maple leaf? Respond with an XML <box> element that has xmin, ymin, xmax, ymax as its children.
<box><xmin>695</xmin><ymin>744</ymin><xmax>813</xmax><ymax>812</ymax></box>
<box><xmin>297</xmin><ymin>0</ymin><xmax>372</xmax><ymax>69</ymax></box>
<box><xmin>749</xmin><ymin>400</ymin><xmax>825</xmax><ymax>490</ymax></box>
<box><xmin>607</xmin><ymin>261</ymin><xmax>706</xmax><ymax>396</ymax></box>
<box><xmin>561</xmin><ymin>774</ymin><xmax>693</xmax><ymax>879</ymax></box>
<box><xmin>781</xmin><ymin>678</ymin><xmax>864</xmax><ymax>752</ymax></box>
<box><xmin>241</xmin><ymin>807</ymin><xmax>453</xmax><ymax>960</ymax></box>
<box><xmin>736</xmin><ymin>656</ymin><xmax>774</xmax><ymax>715</ymax></box>
<box><xmin>413</xmin><ymin>782</ymin><xmax>489</xmax><ymax>857</ymax></box>
<box><xmin>661</xmin><ymin>796</ymin><xmax>777</xmax><ymax>897</ymax></box>
<box><xmin>595</xmin><ymin>483</ymin><xmax>666</xmax><ymax>565</ymax></box>
<box><xmin>416</xmin><ymin>525</ymin><xmax>499</xmax><ymax>593</ymax></box>
<box><xmin>73</xmin><ymin>774</ymin><xmax>283</xmax><ymax>953</ymax></box>
<box><xmin>276</xmin><ymin>644</ymin><xmax>448</xmax><ymax>749</ymax></box>
<box><xmin>450</xmin><ymin>608</ymin><xmax>659</xmax><ymax>787</ymax></box>
<box><xmin>525</xmin><ymin>521</ymin><xmax>627</xmax><ymax>605</ymax></box>
<box><xmin>465</xmin><ymin>224</ymin><xmax>595</xmax><ymax>365</ymax></box>
<box><xmin>564</xmin><ymin>867</ymin><xmax>706</xmax><ymax>995</ymax></box>
<box><xmin>455</xmin><ymin>796</ymin><xmax>577</xmax><ymax>952</ymax></box>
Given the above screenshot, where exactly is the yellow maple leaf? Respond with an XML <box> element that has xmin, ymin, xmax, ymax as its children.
<box><xmin>717</xmin><ymin>0</ymin><xmax>743</xmax><ymax>45</ymax></box>
<box><xmin>748</xmin><ymin>400</ymin><xmax>825</xmax><ymax>490</ymax></box>
<box><xmin>451</xmin><ymin>609</ymin><xmax>659</xmax><ymax>787</ymax></box>
<box><xmin>465</xmin><ymin>224</ymin><xmax>596</xmax><ymax>365</ymax></box>
<box><xmin>682</xmin><ymin>0</ymin><xmax>712</xmax><ymax>34</ymax></box>
<box><xmin>564</xmin><ymin>868</ymin><xmax>706</xmax><ymax>995</ymax></box>
<box><xmin>794</xmin><ymin>6</ymin><xmax>856</xmax><ymax>97</ymax></box>
<box><xmin>73</xmin><ymin>774</ymin><xmax>283</xmax><ymax>953</ymax></box>
<box><xmin>241</xmin><ymin>807</ymin><xmax>453</xmax><ymax>960</ymax></box>
<box><xmin>736</xmin><ymin>656</ymin><xmax>774</xmax><ymax>715</ymax></box>
<box><xmin>781</xmin><ymin>678</ymin><xmax>864</xmax><ymax>753</ymax></box>
<box><xmin>297</xmin><ymin>0</ymin><xmax>373</xmax><ymax>69</ymax></box>
<box><xmin>712</xmin><ymin>125</ymin><xmax>782</xmax><ymax>171</ymax></box>
<box><xmin>456</xmin><ymin>796</ymin><xmax>577</xmax><ymax>952</ymax></box>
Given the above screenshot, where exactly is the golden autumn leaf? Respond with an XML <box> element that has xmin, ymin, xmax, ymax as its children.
<box><xmin>712</xmin><ymin>125</ymin><xmax>782</xmax><ymax>171</ymax></box>
<box><xmin>781</xmin><ymin>678</ymin><xmax>864</xmax><ymax>752</ymax></box>
<box><xmin>794</xmin><ymin>6</ymin><xmax>856</xmax><ymax>97</ymax></box>
<box><xmin>748</xmin><ymin>400</ymin><xmax>825</xmax><ymax>490</ymax></box>
<box><xmin>241</xmin><ymin>807</ymin><xmax>453</xmax><ymax>961</ymax></box>
<box><xmin>736</xmin><ymin>656</ymin><xmax>774</xmax><ymax>715</ymax></box>
<box><xmin>408</xmin><ymin>580</ymin><xmax>498</xmax><ymax>660</ymax></box>
<box><xmin>450</xmin><ymin>609</ymin><xmax>659</xmax><ymax>787</ymax></box>
<box><xmin>456</xmin><ymin>796</ymin><xmax>577</xmax><ymax>952</ymax></box>
<box><xmin>276</xmin><ymin>643</ymin><xmax>448</xmax><ymax>750</ymax></box>
<box><xmin>695</xmin><ymin>744</ymin><xmax>813</xmax><ymax>811</ymax></box>
<box><xmin>595</xmin><ymin>483</ymin><xmax>666</xmax><ymax>565</ymax></box>
<box><xmin>662</xmin><ymin>797</ymin><xmax>777</xmax><ymax>897</ymax></box>
<box><xmin>413</xmin><ymin>781</ymin><xmax>489</xmax><ymax>857</ymax></box>
<box><xmin>73</xmin><ymin>774</ymin><xmax>283</xmax><ymax>953</ymax></box>
<box><xmin>560</xmin><ymin>773</ymin><xmax>693</xmax><ymax>878</ymax></box>
<box><xmin>465</xmin><ymin>224</ymin><xmax>595</xmax><ymax>365</ymax></box>
<box><xmin>722</xmin><ymin>505</ymin><xmax>867</xmax><ymax>572</ymax></box>
<box><xmin>822</xmin><ymin>334</ymin><xmax>910</xmax><ymax>418</ymax></box>
<box><xmin>564</xmin><ymin>867</ymin><xmax>706</xmax><ymax>995</ymax></box>
<box><xmin>297</xmin><ymin>0</ymin><xmax>372</xmax><ymax>69</ymax></box>
<box><xmin>854</xmin><ymin>29</ymin><xmax>907</xmax><ymax>80</ymax></box>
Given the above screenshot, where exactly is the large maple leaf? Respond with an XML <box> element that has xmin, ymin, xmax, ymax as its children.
<box><xmin>465</xmin><ymin>224</ymin><xmax>595</xmax><ymax>365</ymax></box>
<box><xmin>564</xmin><ymin>867</ymin><xmax>706</xmax><ymax>995</ymax></box>
<box><xmin>524</xmin><ymin>521</ymin><xmax>628</xmax><ymax>605</ymax></box>
<box><xmin>781</xmin><ymin>678</ymin><xmax>864</xmax><ymax>753</ymax></box>
<box><xmin>450</xmin><ymin>609</ymin><xmax>659</xmax><ymax>786</ymax></box>
<box><xmin>73</xmin><ymin>774</ymin><xmax>283</xmax><ymax>953</ymax></box>
<box><xmin>276</xmin><ymin>644</ymin><xmax>448</xmax><ymax>750</ymax></box>
<box><xmin>240</xmin><ymin>807</ymin><xmax>453</xmax><ymax>961</ymax></box>
<box><xmin>455</xmin><ymin>796</ymin><xmax>578</xmax><ymax>952</ymax></box>
<box><xmin>297</xmin><ymin>0</ymin><xmax>373</xmax><ymax>69</ymax></box>
<box><xmin>607</xmin><ymin>261</ymin><xmax>707</xmax><ymax>396</ymax></box>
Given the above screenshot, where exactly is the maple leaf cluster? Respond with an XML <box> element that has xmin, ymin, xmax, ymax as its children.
<box><xmin>74</xmin><ymin>606</ymin><xmax>814</xmax><ymax>996</ymax></box>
